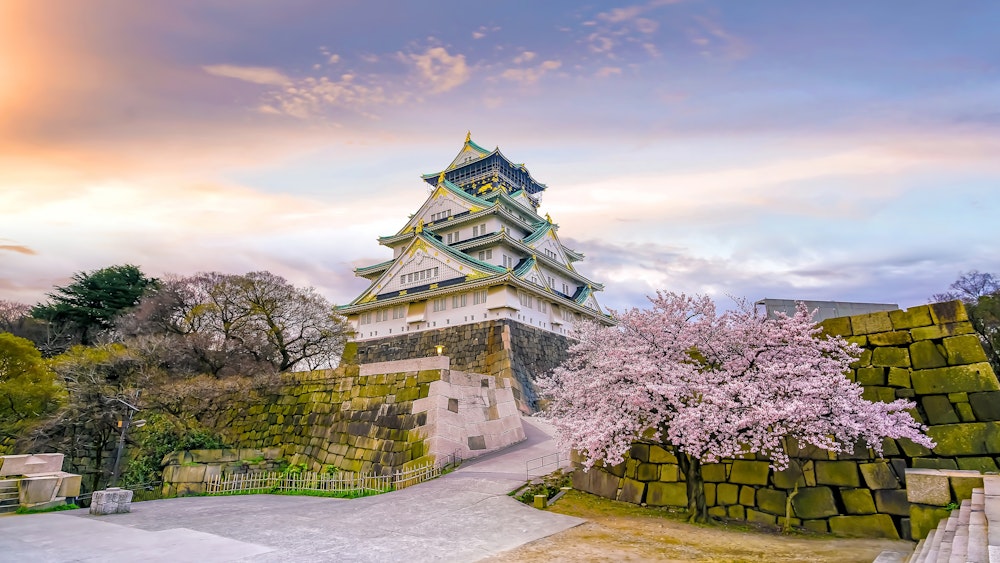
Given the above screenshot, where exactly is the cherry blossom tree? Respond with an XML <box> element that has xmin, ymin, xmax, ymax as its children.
<box><xmin>539</xmin><ymin>292</ymin><xmax>934</xmax><ymax>522</ymax></box>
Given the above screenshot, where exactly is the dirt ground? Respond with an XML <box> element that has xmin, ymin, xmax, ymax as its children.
<box><xmin>485</xmin><ymin>491</ymin><xmax>915</xmax><ymax>563</ymax></box>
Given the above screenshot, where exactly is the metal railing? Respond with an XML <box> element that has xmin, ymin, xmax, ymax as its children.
<box><xmin>525</xmin><ymin>451</ymin><xmax>570</xmax><ymax>481</ymax></box>
<box><xmin>206</xmin><ymin>461</ymin><xmax>441</xmax><ymax>496</ymax></box>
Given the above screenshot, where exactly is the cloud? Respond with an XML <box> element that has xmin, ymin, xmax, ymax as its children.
<box><xmin>513</xmin><ymin>51</ymin><xmax>536</xmax><ymax>64</ymax></box>
<box><xmin>0</xmin><ymin>244</ymin><xmax>36</xmax><ymax>255</ymax></box>
<box><xmin>501</xmin><ymin>60</ymin><xmax>562</xmax><ymax>86</ymax></box>
<box><xmin>202</xmin><ymin>64</ymin><xmax>290</xmax><ymax>86</ymax></box>
<box><xmin>408</xmin><ymin>47</ymin><xmax>470</xmax><ymax>93</ymax></box>
<box><xmin>689</xmin><ymin>15</ymin><xmax>749</xmax><ymax>60</ymax></box>
<box><xmin>595</xmin><ymin>66</ymin><xmax>622</xmax><ymax>78</ymax></box>
<box><xmin>328</xmin><ymin>54</ymin><xmax>341</xmax><ymax>64</ymax></box>
<box><xmin>261</xmin><ymin>74</ymin><xmax>399</xmax><ymax>118</ymax></box>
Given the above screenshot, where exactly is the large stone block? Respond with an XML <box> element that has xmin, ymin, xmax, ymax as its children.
<box><xmin>890</xmin><ymin>306</ymin><xmax>933</xmax><ymax>330</ymax></box>
<box><xmin>56</xmin><ymin>473</ymin><xmax>82</xmax><ymax>498</ymax></box>
<box><xmin>841</xmin><ymin>488</ymin><xmax>876</xmax><ymax>514</ymax></box>
<box><xmin>619</xmin><ymin>478</ymin><xmax>645</xmax><ymax>504</ymax></box>
<box><xmin>573</xmin><ymin>468</ymin><xmax>620</xmax><ymax>499</ymax></box>
<box><xmin>969</xmin><ymin>391</ymin><xmax>1000</xmax><ymax>421</ymax></box>
<box><xmin>957</xmin><ymin>456</ymin><xmax>998</xmax><ymax>472</ymax></box>
<box><xmin>912</xmin><ymin>458</ymin><xmax>958</xmax><ymax>470</ymax></box>
<box><xmin>819</xmin><ymin>316</ymin><xmax>852</xmax><ymax>337</ymax></box>
<box><xmin>851</xmin><ymin>312</ymin><xmax>892</xmax><ymax>335</ymax></box>
<box><xmin>746</xmin><ymin>509</ymin><xmax>777</xmax><ymax>527</ymax></box>
<box><xmin>859</xmin><ymin>462</ymin><xmax>900</xmax><ymax>490</ymax></box>
<box><xmin>909</xmin><ymin>341</ymin><xmax>947</xmax><ymax>370</ymax></box>
<box><xmin>872</xmin><ymin>347</ymin><xmax>911</xmax><ymax>367</ymax></box>
<box><xmin>911</xmin><ymin>322</ymin><xmax>975</xmax><ymax>341</ymax></box>
<box><xmin>755</xmin><ymin>488</ymin><xmax>786</xmax><ymax>515</ymax></box>
<box><xmin>648</xmin><ymin>445</ymin><xmax>677</xmax><ymax>464</ymax></box>
<box><xmin>909</xmin><ymin>504</ymin><xmax>950</xmax><ymax>540</ymax></box>
<box><xmin>869</xmin><ymin>331</ymin><xmax>913</xmax><ymax>347</ymax></box>
<box><xmin>828</xmin><ymin>514</ymin><xmax>899</xmax><ymax>539</ymax></box>
<box><xmin>729</xmin><ymin>460</ymin><xmax>769</xmax><ymax>485</ymax></box>
<box><xmin>942</xmin><ymin>335</ymin><xmax>989</xmax><ymax>365</ymax></box>
<box><xmin>951</xmin><ymin>475</ymin><xmax>984</xmax><ymax>500</ymax></box>
<box><xmin>0</xmin><ymin>453</ymin><xmax>64</xmax><ymax>477</ymax></box>
<box><xmin>929</xmin><ymin>301</ymin><xmax>969</xmax><ymax>325</ymax></box>
<box><xmin>887</xmin><ymin>367</ymin><xmax>911</xmax><ymax>388</ymax></box>
<box><xmin>910</xmin><ymin>363</ymin><xmax>999</xmax><ymax>395</ymax></box>
<box><xmin>856</xmin><ymin>367</ymin><xmax>886</xmax><ymax>386</ymax></box>
<box><xmin>739</xmin><ymin>485</ymin><xmax>755</xmax><ymax>506</ymax></box>
<box><xmin>921</xmin><ymin>395</ymin><xmax>960</xmax><ymax>425</ymax></box>
<box><xmin>646</xmin><ymin>481</ymin><xmax>687</xmax><ymax>507</ymax></box>
<box><xmin>791</xmin><ymin>487</ymin><xmax>838</xmax><ymax>519</ymax></box>
<box><xmin>874</xmin><ymin>489</ymin><xmax>909</xmax><ymax>516</ymax></box>
<box><xmin>772</xmin><ymin>461</ymin><xmax>806</xmax><ymax>489</ymax></box>
<box><xmin>815</xmin><ymin>461</ymin><xmax>860</xmax><ymax>487</ymax></box>
<box><xmin>927</xmin><ymin>421</ymin><xmax>1000</xmax><ymax>456</ymax></box>
<box><xmin>700</xmin><ymin>463</ymin><xmax>726</xmax><ymax>482</ymax></box>
<box><xmin>716</xmin><ymin>483</ymin><xmax>739</xmax><ymax>505</ymax></box>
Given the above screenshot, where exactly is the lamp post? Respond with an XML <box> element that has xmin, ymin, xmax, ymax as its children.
<box><xmin>435</xmin><ymin>344</ymin><xmax>444</xmax><ymax>356</ymax></box>
<box><xmin>109</xmin><ymin>393</ymin><xmax>143</xmax><ymax>488</ymax></box>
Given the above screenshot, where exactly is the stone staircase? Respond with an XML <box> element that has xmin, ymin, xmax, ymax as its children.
<box><xmin>904</xmin><ymin>477</ymin><xmax>1000</xmax><ymax>562</ymax></box>
<box><xmin>0</xmin><ymin>479</ymin><xmax>18</xmax><ymax>515</ymax></box>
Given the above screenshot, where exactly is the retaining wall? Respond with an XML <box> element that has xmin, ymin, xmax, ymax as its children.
<box><xmin>573</xmin><ymin>300</ymin><xmax>1000</xmax><ymax>539</ymax></box>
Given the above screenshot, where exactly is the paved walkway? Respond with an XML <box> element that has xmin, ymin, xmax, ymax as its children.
<box><xmin>0</xmin><ymin>417</ymin><xmax>582</xmax><ymax>562</ymax></box>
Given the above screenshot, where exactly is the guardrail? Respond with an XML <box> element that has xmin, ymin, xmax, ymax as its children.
<box><xmin>525</xmin><ymin>451</ymin><xmax>571</xmax><ymax>481</ymax></box>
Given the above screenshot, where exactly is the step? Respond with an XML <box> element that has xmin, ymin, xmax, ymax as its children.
<box><xmin>0</xmin><ymin>505</ymin><xmax>17</xmax><ymax>515</ymax></box>
<box><xmin>970</xmin><ymin>510</ymin><xmax>989</xmax><ymax>563</ymax></box>
<box><xmin>872</xmin><ymin>550</ymin><xmax>908</xmax><ymax>563</ymax></box>
<box><xmin>909</xmin><ymin>539</ymin><xmax>926</xmax><ymax>563</ymax></box>
<box><xmin>915</xmin><ymin>530</ymin><xmax>935</xmax><ymax>563</ymax></box>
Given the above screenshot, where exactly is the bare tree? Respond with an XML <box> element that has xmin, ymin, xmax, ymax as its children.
<box><xmin>931</xmin><ymin>270</ymin><xmax>1000</xmax><ymax>304</ymax></box>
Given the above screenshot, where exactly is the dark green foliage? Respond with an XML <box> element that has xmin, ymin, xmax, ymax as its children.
<box><xmin>969</xmin><ymin>293</ymin><xmax>1000</xmax><ymax>372</ymax></box>
<box><xmin>516</xmin><ymin>469</ymin><xmax>572</xmax><ymax>504</ymax></box>
<box><xmin>32</xmin><ymin>264</ymin><xmax>158</xmax><ymax>345</ymax></box>
<box><xmin>16</xmin><ymin>503</ymin><xmax>79</xmax><ymax>514</ymax></box>
<box><xmin>0</xmin><ymin>333</ymin><xmax>64</xmax><ymax>446</ymax></box>
<box><xmin>121</xmin><ymin>415</ymin><xmax>226</xmax><ymax>486</ymax></box>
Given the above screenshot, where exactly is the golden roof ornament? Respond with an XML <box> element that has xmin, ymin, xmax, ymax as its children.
<box><xmin>545</xmin><ymin>213</ymin><xmax>552</xmax><ymax>223</ymax></box>
<box><xmin>465</xmin><ymin>131</ymin><xmax>472</xmax><ymax>143</ymax></box>
<box><xmin>415</xmin><ymin>220</ymin><xmax>424</xmax><ymax>234</ymax></box>
<box><xmin>437</xmin><ymin>172</ymin><xmax>446</xmax><ymax>185</ymax></box>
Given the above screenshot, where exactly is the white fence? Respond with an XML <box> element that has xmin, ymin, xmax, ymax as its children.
<box><xmin>206</xmin><ymin>461</ymin><xmax>440</xmax><ymax>496</ymax></box>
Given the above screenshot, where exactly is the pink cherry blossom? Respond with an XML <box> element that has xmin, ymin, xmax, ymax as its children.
<box><xmin>539</xmin><ymin>292</ymin><xmax>934</xmax><ymax>521</ymax></box>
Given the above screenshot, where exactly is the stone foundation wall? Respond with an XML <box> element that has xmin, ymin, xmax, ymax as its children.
<box><xmin>354</xmin><ymin>319</ymin><xmax>572</xmax><ymax>412</ymax></box>
<box><xmin>573</xmin><ymin>300</ymin><xmax>1000</xmax><ymax>539</ymax></box>
<box><xmin>194</xmin><ymin>356</ymin><xmax>524</xmax><ymax>483</ymax></box>
<box><xmin>905</xmin><ymin>468</ymin><xmax>986</xmax><ymax>539</ymax></box>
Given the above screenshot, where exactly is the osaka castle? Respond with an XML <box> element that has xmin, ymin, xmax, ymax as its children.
<box><xmin>340</xmin><ymin>134</ymin><xmax>611</xmax><ymax>341</ymax></box>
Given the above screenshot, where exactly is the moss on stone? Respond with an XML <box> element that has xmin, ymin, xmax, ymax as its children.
<box><xmin>840</xmin><ymin>488</ymin><xmax>876</xmax><ymax>515</ymax></box>
<box><xmin>909</xmin><ymin>504</ymin><xmax>951</xmax><ymax>540</ymax></box>
<box><xmin>869</xmin><ymin>331</ymin><xmax>913</xmax><ymax>347</ymax></box>
<box><xmin>828</xmin><ymin>514</ymin><xmax>899</xmax><ymax>539</ymax></box>
<box><xmin>819</xmin><ymin>316</ymin><xmax>852</xmax><ymax>337</ymax></box>
<box><xmin>912</xmin><ymin>321</ymin><xmax>976</xmax><ymax>341</ymax></box>
<box><xmin>942</xmin><ymin>334</ymin><xmax>989</xmax><ymax>365</ymax></box>
<box><xmin>755</xmin><ymin>488</ymin><xmax>787</xmax><ymax>515</ymax></box>
<box><xmin>646</xmin><ymin>481</ymin><xmax>687</xmax><ymax>507</ymax></box>
<box><xmin>851</xmin><ymin>312</ymin><xmax>892</xmax><ymax>335</ymax></box>
<box><xmin>858</xmin><ymin>462</ymin><xmax>901</xmax><ymax>490</ymax></box>
<box><xmin>922</xmin><ymin>395</ymin><xmax>960</xmax><ymax>425</ymax></box>
<box><xmin>716</xmin><ymin>483</ymin><xmax>739</xmax><ymax>505</ymax></box>
<box><xmin>911</xmin><ymin>363</ymin><xmax>1000</xmax><ymax>395</ymax></box>
<box><xmin>887</xmin><ymin>367</ymin><xmax>911</xmax><ymax>388</ymax></box>
<box><xmin>815</xmin><ymin>461</ymin><xmax>860</xmax><ymax>487</ymax></box>
<box><xmin>872</xmin><ymin>347</ymin><xmax>911</xmax><ymax>367</ymax></box>
<box><xmin>791</xmin><ymin>487</ymin><xmax>838</xmax><ymax>519</ymax></box>
<box><xmin>739</xmin><ymin>485</ymin><xmax>756</xmax><ymax>506</ymax></box>
<box><xmin>856</xmin><ymin>367</ymin><xmax>886</xmax><ymax>386</ymax></box>
<box><xmin>890</xmin><ymin>306</ymin><xmax>933</xmax><ymax>330</ymax></box>
<box><xmin>729</xmin><ymin>460</ymin><xmax>770</xmax><ymax>485</ymax></box>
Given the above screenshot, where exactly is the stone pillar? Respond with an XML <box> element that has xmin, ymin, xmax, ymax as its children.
<box><xmin>89</xmin><ymin>487</ymin><xmax>133</xmax><ymax>515</ymax></box>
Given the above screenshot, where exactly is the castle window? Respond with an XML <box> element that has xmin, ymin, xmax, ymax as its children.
<box><xmin>403</xmin><ymin>267</ymin><xmax>439</xmax><ymax>286</ymax></box>
<box><xmin>473</xmin><ymin>289</ymin><xmax>488</xmax><ymax>305</ymax></box>
<box><xmin>430</xmin><ymin>209</ymin><xmax>452</xmax><ymax>222</ymax></box>
<box><xmin>446</xmin><ymin>232</ymin><xmax>458</xmax><ymax>244</ymax></box>
<box><xmin>538</xmin><ymin>301</ymin><xmax>548</xmax><ymax>313</ymax></box>
<box><xmin>359</xmin><ymin>312</ymin><xmax>372</xmax><ymax>325</ymax></box>
<box><xmin>478</xmin><ymin>249</ymin><xmax>493</xmax><ymax>261</ymax></box>
<box><xmin>433</xmin><ymin>297</ymin><xmax>447</xmax><ymax>312</ymax></box>
<box><xmin>562</xmin><ymin>283</ymin><xmax>569</xmax><ymax>294</ymax></box>
<box><xmin>502</xmin><ymin>255</ymin><xmax>514</xmax><ymax>268</ymax></box>
<box><xmin>452</xmin><ymin>294</ymin><xmax>468</xmax><ymax>308</ymax></box>
<box><xmin>392</xmin><ymin>305</ymin><xmax>406</xmax><ymax>319</ymax></box>
<box><xmin>518</xmin><ymin>291</ymin><xmax>534</xmax><ymax>309</ymax></box>
<box><xmin>376</xmin><ymin>309</ymin><xmax>389</xmax><ymax>322</ymax></box>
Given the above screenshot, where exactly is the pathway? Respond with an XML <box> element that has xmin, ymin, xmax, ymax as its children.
<box><xmin>0</xmin><ymin>417</ymin><xmax>581</xmax><ymax>562</ymax></box>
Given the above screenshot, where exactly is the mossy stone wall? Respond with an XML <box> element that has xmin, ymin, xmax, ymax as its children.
<box><xmin>354</xmin><ymin>319</ymin><xmax>571</xmax><ymax>412</ymax></box>
<box><xmin>573</xmin><ymin>300</ymin><xmax>999</xmax><ymax>540</ymax></box>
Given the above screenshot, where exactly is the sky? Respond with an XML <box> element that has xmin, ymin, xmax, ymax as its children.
<box><xmin>2</xmin><ymin>0</ymin><xmax>999</xmax><ymax>313</ymax></box>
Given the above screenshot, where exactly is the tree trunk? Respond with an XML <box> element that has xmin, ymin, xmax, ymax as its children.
<box><xmin>677</xmin><ymin>451</ymin><xmax>707</xmax><ymax>523</ymax></box>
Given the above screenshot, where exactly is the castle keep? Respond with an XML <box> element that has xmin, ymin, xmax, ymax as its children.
<box><xmin>339</xmin><ymin>135</ymin><xmax>610</xmax><ymax>410</ymax></box>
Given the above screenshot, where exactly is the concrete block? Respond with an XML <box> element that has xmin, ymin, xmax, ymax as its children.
<box><xmin>56</xmin><ymin>473</ymin><xmax>82</xmax><ymax>498</ymax></box>
<box><xmin>906</xmin><ymin>470</ymin><xmax>953</xmax><ymax>506</ymax></box>
<box><xmin>19</xmin><ymin>476</ymin><xmax>59</xmax><ymax>505</ymax></box>
<box><xmin>791</xmin><ymin>487</ymin><xmax>838</xmax><ymax>519</ymax></box>
<box><xmin>829</xmin><ymin>514</ymin><xmax>900</xmax><ymax>539</ymax></box>
<box><xmin>89</xmin><ymin>487</ymin><xmax>133</xmax><ymax>515</ymax></box>
<box><xmin>0</xmin><ymin>453</ymin><xmax>64</xmax><ymax>477</ymax></box>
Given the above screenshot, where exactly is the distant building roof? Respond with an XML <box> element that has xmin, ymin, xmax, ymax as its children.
<box><xmin>755</xmin><ymin>298</ymin><xmax>899</xmax><ymax>322</ymax></box>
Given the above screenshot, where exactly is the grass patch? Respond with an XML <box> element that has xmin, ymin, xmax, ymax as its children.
<box><xmin>15</xmin><ymin>503</ymin><xmax>79</xmax><ymax>515</ymax></box>
<box><xmin>515</xmin><ymin>469</ymin><xmax>572</xmax><ymax>504</ymax></box>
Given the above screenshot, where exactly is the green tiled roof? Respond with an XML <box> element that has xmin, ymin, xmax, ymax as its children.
<box><xmin>522</xmin><ymin>222</ymin><xmax>552</xmax><ymax>245</ymax></box>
